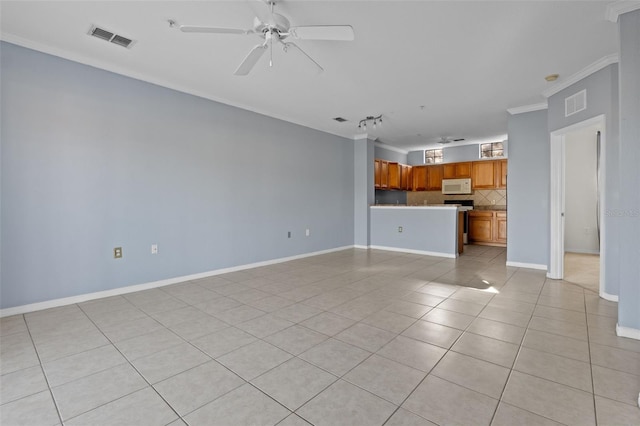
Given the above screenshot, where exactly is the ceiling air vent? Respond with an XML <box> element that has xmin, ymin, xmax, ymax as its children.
<box><xmin>110</xmin><ymin>35</ymin><xmax>133</xmax><ymax>48</ymax></box>
<box><xmin>333</xmin><ymin>117</ymin><xmax>348</xmax><ymax>123</ymax></box>
<box><xmin>565</xmin><ymin>89</ymin><xmax>586</xmax><ymax>117</ymax></box>
<box><xmin>89</xmin><ymin>25</ymin><xmax>135</xmax><ymax>48</ymax></box>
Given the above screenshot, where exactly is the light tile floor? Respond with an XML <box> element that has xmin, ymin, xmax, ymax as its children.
<box><xmin>1</xmin><ymin>246</ymin><xmax>639</xmax><ymax>425</ymax></box>
<box><xmin>564</xmin><ymin>252</ymin><xmax>600</xmax><ymax>293</ymax></box>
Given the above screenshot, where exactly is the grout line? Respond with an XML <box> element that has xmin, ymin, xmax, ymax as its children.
<box><xmin>22</xmin><ymin>312</ymin><xmax>72</xmax><ymax>426</ymax></box>
<box><xmin>584</xmin><ymin>290</ymin><xmax>599</xmax><ymax>425</ymax></box>
<box><xmin>6</xmin><ymin>248</ymin><xmax>622</xmax><ymax>426</ymax></box>
<box><xmin>485</xmin><ymin>266</ymin><xmax>544</xmax><ymax>425</ymax></box>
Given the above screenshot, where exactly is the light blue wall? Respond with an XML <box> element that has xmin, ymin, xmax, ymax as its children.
<box><xmin>547</xmin><ymin>64</ymin><xmax>620</xmax><ymax>297</ymax></box>
<box><xmin>444</xmin><ymin>142</ymin><xmax>508</xmax><ymax>163</ymax></box>
<box><xmin>354</xmin><ymin>137</ymin><xmax>374</xmax><ymax>246</ymax></box>
<box><xmin>374</xmin><ymin>190</ymin><xmax>407</xmax><ymax>205</ymax></box>
<box><xmin>407</xmin><ymin>150</ymin><xmax>425</xmax><ymax>166</ymax></box>
<box><xmin>0</xmin><ymin>42</ymin><xmax>355</xmax><ymax>309</ymax></box>
<box><xmin>443</xmin><ymin>145</ymin><xmax>480</xmax><ymax>163</ymax></box>
<box><xmin>506</xmin><ymin>110</ymin><xmax>549</xmax><ymax>267</ymax></box>
<box><xmin>374</xmin><ymin>145</ymin><xmax>407</xmax><ymax>163</ymax></box>
<box><xmin>617</xmin><ymin>10</ymin><xmax>640</xmax><ymax>331</ymax></box>
<box><xmin>407</xmin><ymin>143</ymin><xmax>508</xmax><ymax>166</ymax></box>
<box><xmin>370</xmin><ymin>207</ymin><xmax>457</xmax><ymax>255</ymax></box>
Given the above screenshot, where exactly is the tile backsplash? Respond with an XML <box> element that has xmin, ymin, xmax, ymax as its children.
<box><xmin>407</xmin><ymin>189</ymin><xmax>507</xmax><ymax>207</ymax></box>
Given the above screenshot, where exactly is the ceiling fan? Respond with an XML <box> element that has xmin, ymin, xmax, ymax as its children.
<box><xmin>177</xmin><ymin>0</ymin><xmax>355</xmax><ymax>76</ymax></box>
<box><xmin>438</xmin><ymin>137</ymin><xmax>465</xmax><ymax>144</ymax></box>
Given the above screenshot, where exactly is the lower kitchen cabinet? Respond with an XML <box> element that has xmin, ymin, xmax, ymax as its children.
<box><xmin>495</xmin><ymin>211</ymin><xmax>507</xmax><ymax>244</ymax></box>
<box><xmin>468</xmin><ymin>210</ymin><xmax>507</xmax><ymax>247</ymax></box>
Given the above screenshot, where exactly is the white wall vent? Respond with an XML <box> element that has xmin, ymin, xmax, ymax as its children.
<box><xmin>565</xmin><ymin>89</ymin><xmax>587</xmax><ymax>117</ymax></box>
<box><xmin>88</xmin><ymin>25</ymin><xmax>135</xmax><ymax>48</ymax></box>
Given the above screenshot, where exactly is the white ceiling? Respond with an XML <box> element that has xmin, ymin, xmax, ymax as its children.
<box><xmin>0</xmin><ymin>1</ymin><xmax>619</xmax><ymax>151</ymax></box>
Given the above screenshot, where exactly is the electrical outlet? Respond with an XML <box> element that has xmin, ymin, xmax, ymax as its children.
<box><xmin>398</xmin><ymin>226</ymin><xmax>403</xmax><ymax>233</ymax></box>
<box><xmin>151</xmin><ymin>244</ymin><xmax>158</xmax><ymax>254</ymax></box>
<box><xmin>306</xmin><ymin>229</ymin><xmax>310</xmax><ymax>237</ymax></box>
<box><xmin>113</xmin><ymin>247</ymin><xmax>122</xmax><ymax>259</ymax></box>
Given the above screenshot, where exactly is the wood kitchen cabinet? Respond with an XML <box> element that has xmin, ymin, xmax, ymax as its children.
<box><xmin>471</xmin><ymin>159</ymin><xmax>508</xmax><ymax>189</ymax></box>
<box><xmin>496</xmin><ymin>159</ymin><xmax>507</xmax><ymax>189</ymax></box>
<box><xmin>444</xmin><ymin>162</ymin><xmax>472</xmax><ymax>179</ymax></box>
<box><xmin>400</xmin><ymin>165</ymin><xmax>412</xmax><ymax>191</ymax></box>
<box><xmin>468</xmin><ymin>210</ymin><xmax>507</xmax><ymax>247</ymax></box>
<box><xmin>380</xmin><ymin>160</ymin><xmax>389</xmax><ymax>189</ymax></box>
<box><xmin>412</xmin><ymin>166</ymin><xmax>428</xmax><ymax>191</ymax></box>
<box><xmin>388</xmin><ymin>162</ymin><xmax>401</xmax><ymax>190</ymax></box>
<box><xmin>472</xmin><ymin>161</ymin><xmax>497</xmax><ymax>189</ymax></box>
<box><xmin>375</xmin><ymin>158</ymin><xmax>506</xmax><ymax>192</ymax></box>
<box><xmin>496</xmin><ymin>211</ymin><xmax>508</xmax><ymax>244</ymax></box>
<box><xmin>426</xmin><ymin>165</ymin><xmax>443</xmax><ymax>190</ymax></box>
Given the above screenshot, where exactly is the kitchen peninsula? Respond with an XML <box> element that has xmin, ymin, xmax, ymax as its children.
<box><xmin>370</xmin><ymin>205</ymin><xmax>462</xmax><ymax>258</ymax></box>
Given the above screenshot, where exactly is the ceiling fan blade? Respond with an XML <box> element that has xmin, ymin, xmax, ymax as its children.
<box><xmin>246</xmin><ymin>0</ymin><xmax>274</xmax><ymax>26</ymax></box>
<box><xmin>234</xmin><ymin>43</ymin><xmax>268</xmax><ymax>76</ymax></box>
<box><xmin>282</xmin><ymin>42</ymin><xmax>324</xmax><ymax>74</ymax></box>
<box><xmin>288</xmin><ymin>25</ymin><xmax>354</xmax><ymax>41</ymax></box>
<box><xmin>179</xmin><ymin>25</ymin><xmax>250</xmax><ymax>35</ymax></box>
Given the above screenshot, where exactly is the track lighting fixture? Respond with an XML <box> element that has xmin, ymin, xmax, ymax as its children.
<box><xmin>357</xmin><ymin>115</ymin><xmax>383</xmax><ymax>132</ymax></box>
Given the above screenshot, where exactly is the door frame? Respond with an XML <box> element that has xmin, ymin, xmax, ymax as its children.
<box><xmin>549</xmin><ymin>114</ymin><xmax>608</xmax><ymax>299</ymax></box>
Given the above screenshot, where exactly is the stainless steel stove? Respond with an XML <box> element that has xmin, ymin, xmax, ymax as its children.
<box><xmin>444</xmin><ymin>200</ymin><xmax>474</xmax><ymax>244</ymax></box>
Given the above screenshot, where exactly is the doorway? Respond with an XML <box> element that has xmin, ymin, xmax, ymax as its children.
<box><xmin>549</xmin><ymin>115</ymin><xmax>608</xmax><ymax>298</ymax></box>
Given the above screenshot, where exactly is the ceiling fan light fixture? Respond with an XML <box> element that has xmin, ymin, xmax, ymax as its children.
<box><xmin>177</xmin><ymin>0</ymin><xmax>354</xmax><ymax>76</ymax></box>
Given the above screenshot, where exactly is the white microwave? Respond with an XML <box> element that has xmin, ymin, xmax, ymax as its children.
<box><xmin>442</xmin><ymin>178</ymin><xmax>472</xmax><ymax>194</ymax></box>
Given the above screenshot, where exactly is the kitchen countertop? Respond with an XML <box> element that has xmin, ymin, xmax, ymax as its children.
<box><xmin>371</xmin><ymin>204</ymin><xmax>459</xmax><ymax>209</ymax></box>
<box><xmin>472</xmin><ymin>206</ymin><xmax>507</xmax><ymax>211</ymax></box>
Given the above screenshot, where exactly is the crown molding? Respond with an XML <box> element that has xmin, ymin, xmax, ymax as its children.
<box><xmin>507</xmin><ymin>102</ymin><xmax>548</xmax><ymax>115</ymax></box>
<box><xmin>0</xmin><ymin>33</ymin><xmax>356</xmax><ymax>142</ymax></box>
<box><xmin>353</xmin><ymin>133</ymin><xmax>369</xmax><ymax>140</ymax></box>
<box><xmin>374</xmin><ymin>141</ymin><xmax>409</xmax><ymax>155</ymax></box>
<box><xmin>542</xmin><ymin>53</ymin><xmax>619</xmax><ymax>98</ymax></box>
<box><xmin>606</xmin><ymin>1</ymin><xmax>640</xmax><ymax>22</ymax></box>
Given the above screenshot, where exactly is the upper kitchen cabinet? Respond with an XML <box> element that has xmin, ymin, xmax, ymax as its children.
<box><xmin>472</xmin><ymin>159</ymin><xmax>508</xmax><ymax>189</ymax></box>
<box><xmin>426</xmin><ymin>165</ymin><xmax>443</xmax><ymax>190</ymax></box>
<box><xmin>412</xmin><ymin>165</ymin><xmax>428</xmax><ymax>191</ymax></box>
<box><xmin>388</xmin><ymin>162</ymin><xmax>401</xmax><ymax>190</ymax></box>
<box><xmin>374</xmin><ymin>159</ymin><xmax>389</xmax><ymax>189</ymax></box>
<box><xmin>374</xmin><ymin>159</ymin><xmax>413</xmax><ymax>191</ymax></box>
<box><xmin>472</xmin><ymin>160</ymin><xmax>497</xmax><ymax>189</ymax></box>
<box><xmin>497</xmin><ymin>159</ymin><xmax>507</xmax><ymax>189</ymax></box>
<box><xmin>443</xmin><ymin>162</ymin><xmax>471</xmax><ymax>179</ymax></box>
<box><xmin>400</xmin><ymin>164</ymin><xmax>412</xmax><ymax>191</ymax></box>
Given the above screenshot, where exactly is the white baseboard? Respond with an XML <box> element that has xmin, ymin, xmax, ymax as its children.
<box><xmin>616</xmin><ymin>323</ymin><xmax>640</xmax><ymax>341</ymax></box>
<box><xmin>353</xmin><ymin>245</ymin><xmax>369</xmax><ymax>250</ymax></box>
<box><xmin>368</xmin><ymin>245</ymin><xmax>456</xmax><ymax>258</ymax></box>
<box><xmin>0</xmin><ymin>245</ymin><xmax>354</xmax><ymax>318</ymax></box>
<box><xmin>600</xmin><ymin>291</ymin><xmax>619</xmax><ymax>302</ymax></box>
<box><xmin>506</xmin><ymin>261</ymin><xmax>548</xmax><ymax>271</ymax></box>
